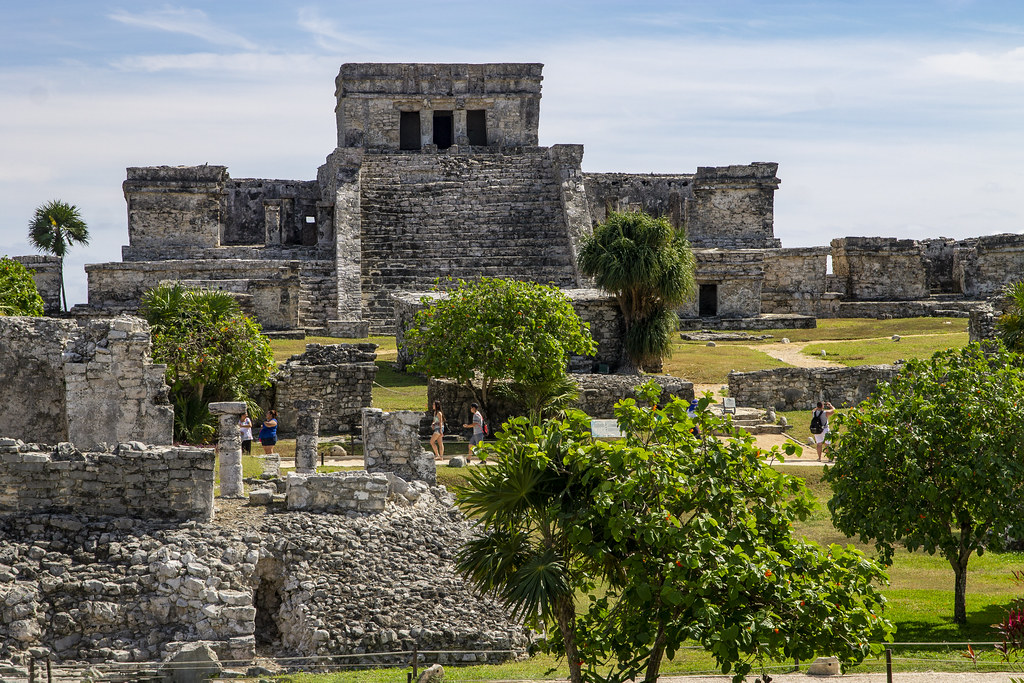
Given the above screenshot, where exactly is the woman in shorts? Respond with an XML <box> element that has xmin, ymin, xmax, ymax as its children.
<box><xmin>259</xmin><ymin>410</ymin><xmax>279</xmax><ymax>455</ymax></box>
<box><xmin>429</xmin><ymin>400</ymin><xmax>445</xmax><ymax>461</ymax></box>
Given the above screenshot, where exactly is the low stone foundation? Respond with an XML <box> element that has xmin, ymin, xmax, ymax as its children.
<box><xmin>677</xmin><ymin>314</ymin><xmax>817</xmax><ymax>331</ymax></box>
<box><xmin>427</xmin><ymin>374</ymin><xmax>694</xmax><ymax>432</ymax></box>
<box><xmin>0</xmin><ymin>439</ymin><xmax>214</xmax><ymax>522</ymax></box>
<box><xmin>362</xmin><ymin>409</ymin><xmax>436</xmax><ymax>485</ymax></box>
<box><xmin>728</xmin><ymin>365</ymin><xmax>901</xmax><ymax>411</ymax></box>
<box><xmin>835</xmin><ymin>299</ymin><xmax>983</xmax><ymax>319</ymax></box>
<box><xmin>286</xmin><ymin>471</ymin><xmax>432</xmax><ymax>513</ymax></box>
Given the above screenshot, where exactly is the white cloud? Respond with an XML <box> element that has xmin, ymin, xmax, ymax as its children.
<box><xmin>108</xmin><ymin>6</ymin><xmax>258</xmax><ymax>51</ymax></box>
<box><xmin>111</xmin><ymin>51</ymin><xmax>334</xmax><ymax>76</ymax></box>
<box><xmin>296</xmin><ymin>7</ymin><xmax>383</xmax><ymax>54</ymax></box>
<box><xmin>921</xmin><ymin>45</ymin><xmax>1024</xmax><ymax>82</ymax></box>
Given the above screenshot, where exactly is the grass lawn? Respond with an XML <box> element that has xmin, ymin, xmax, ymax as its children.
<box><xmin>269</xmin><ymin>335</ymin><xmax>398</xmax><ymax>364</ymax></box>
<box><xmin>802</xmin><ymin>332</ymin><xmax>969</xmax><ymax>366</ymax></box>
<box><xmin>742</xmin><ymin>317</ymin><xmax>969</xmax><ymax>344</ymax></box>
<box><xmin>664</xmin><ymin>341</ymin><xmax>790</xmax><ymax>385</ymax></box>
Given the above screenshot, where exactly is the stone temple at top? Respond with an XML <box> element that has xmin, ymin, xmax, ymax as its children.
<box><xmin>79</xmin><ymin>62</ymin><xmax>1024</xmax><ymax>333</ymax></box>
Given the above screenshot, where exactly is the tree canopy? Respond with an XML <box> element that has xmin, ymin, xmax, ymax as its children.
<box><xmin>141</xmin><ymin>284</ymin><xmax>275</xmax><ymax>443</ymax></box>
<box><xmin>404</xmin><ymin>277</ymin><xmax>596</xmax><ymax>413</ymax></box>
<box><xmin>996</xmin><ymin>280</ymin><xmax>1024</xmax><ymax>351</ymax></box>
<box><xmin>457</xmin><ymin>383</ymin><xmax>892</xmax><ymax>683</ymax></box>
<box><xmin>28</xmin><ymin>199</ymin><xmax>90</xmax><ymax>312</ymax></box>
<box><xmin>825</xmin><ymin>342</ymin><xmax>1024</xmax><ymax>624</ymax></box>
<box><xmin>0</xmin><ymin>257</ymin><xmax>45</xmax><ymax>316</ymax></box>
<box><xmin>577</xmin><ymin>211</ymin><xmax>696</xmax><ymax>373</ymax></box>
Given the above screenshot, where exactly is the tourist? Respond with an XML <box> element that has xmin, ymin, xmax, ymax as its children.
<box><xmin>259</xmin><ymin>409</ymin><xmax>279</xmax><ymax>455</ymax></box>
<box><xmin>810</xmin><ymin>401</ymin><xmax>835</xmax><ymax>462</ymax></box>
<box><xmin>430</xmin><ymin>400</ymin><xmax>445</xmax><ymax>461</ymax></box>
<box><xmin>463</xmin><ymin>403</ymin><xmax>485</xmax><ymax>463</ymax></box>
<box><xmin>239</xmin><ymin>411</ymin><xmax>253</xmax><ymax>455</ymax></box>
<box><xmin>687</xmin><ymin>398</ymin><xmax>701</xmax><ymax>438</ymax></box>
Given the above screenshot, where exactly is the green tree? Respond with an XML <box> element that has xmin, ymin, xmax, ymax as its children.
<box><xmin>996</xmin><ymin>280</ymin><xmax>1024</xmax><ymax>351</ymax></box>
<box><xmin>458</xmin><ymin>384</ymin><xmax>892</xmax><ymax>683</ymax></box>
<box><xmin>141</xmin><ymin>284</ymin><xmax>275</xmax><ymax>443</ymax></box>
<box><xmin>404</xmin><ymin>278</ymin><xmax>596</xmax><ymax>414</ymax></box>
<box><xmin>28</xmin><ymin>200</ymin><xmax>90</xmax><ymax>312</ymax></box>
<box><xmin>577</xmin><ymin>211</ymin><xmax>696</xmax><ymax>374</ymax></box>
<box><xmin>0</xmin><ymin>257</ymin><xmax>45</xmax><ymax>316</ymax></box>
<box><xmin>826</xmin><ymin>343</ymin><xmax>1024</xmax><ymax>625</ymax></box>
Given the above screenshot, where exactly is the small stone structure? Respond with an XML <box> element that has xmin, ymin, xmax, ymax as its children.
<box><xmin>210</xmin><ymin>402</ymin><xmax>247</xmax><ymax>498</ymax></box>
<box><xmin>285</xmin><ymin>471</ymin><xmax>431</xmax><ymax>513</ymax></box>
<box><xmin>727</xmin><ymin>365</ymin><xmax>901</xmax><ymax>411</ymax></box>
<box><xmin>362</xmin><ymin>409</ymin><xmax>436</xmax><ymax>486</ymax></box>
<box><xmin>831</xmin><ymin>237</ymin><xmax>929</xmax><ymax>301</ymax></box>
<box><xmin>264</xmin><ymin>344</ymin><xmax>377</xmax><ymax>435</ymax></box>
<box><xmin>0</xmin><ymin>439</ymin><xmax>213</xmax><ymax>522</ymax></box>
<box><xmin>293</xmin><ymin>399</ymin><xmax>322</xmax><ymax>474</ymax></box>
<box><xmin>0</xmin><ymin>316</ymin><xmax>172</xmax><ymax>449</ymax></box>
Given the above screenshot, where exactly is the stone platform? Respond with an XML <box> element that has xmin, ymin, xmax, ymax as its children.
<box><xmin>678</xmin><ymin>313</ymin><xmax>817</xmax><ymax>331</ymax></box>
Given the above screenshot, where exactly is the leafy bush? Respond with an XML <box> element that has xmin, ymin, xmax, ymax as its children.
<box><xmin>0</xmin><ymin>257</ymin><xmax>44</xmax><ymax>316</ymax></box>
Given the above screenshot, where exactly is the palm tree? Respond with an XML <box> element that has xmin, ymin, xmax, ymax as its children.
<box><xmin>454</xmin><ymin>416</ymin><xmax>594</xmax><ymax>683</ymax></box>
<box><xmin>28</xmin><ymin>200</ymin><xmax>90</xmax><ymax>312</ymax></box>
<box><xmin>996</xmin><ymin>280</ymin><xmax>1024</xmax><ymax>351</ymax></box>
<box><xmin>577</xmin><ymin>211</ymin><xmax>696</xmax><ymax>374</ymax></box>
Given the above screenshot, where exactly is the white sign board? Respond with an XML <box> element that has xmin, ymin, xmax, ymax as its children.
<box><xmin>590</xmin><ymin>419</ymin><xmax>623</xmax><ymax>439</ymax></box>
<box><xmin>723</xmin><ymin>397</ymin><xmax>737</xmax><ymax>414</ymax></box>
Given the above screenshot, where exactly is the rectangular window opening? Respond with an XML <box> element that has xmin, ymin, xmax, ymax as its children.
<box><xmin>400</xmin><ymin>111</ymin><xmax>421</xmax><ymax>150</ymax></box>
<box><xmin>433</xmin><ymin>110</ymin><xmax>454</xmax><ymax>149</ymax></box>
<box><xmin>466</xmin><ymin>109</ymin><xmax>487</xmax><ymax>146</ymax></box>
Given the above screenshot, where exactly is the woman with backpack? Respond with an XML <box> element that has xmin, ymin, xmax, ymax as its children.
<box><xmin>810</xmin><ymin>401</ymin><xmax>835</xmax><ymax>462</ymax></box>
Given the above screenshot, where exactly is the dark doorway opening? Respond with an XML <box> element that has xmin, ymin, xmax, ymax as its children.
<box><xmin>400</xmin><ymin>111</ymin><xmax>421</xmax><ymax>150</ymax></box>
<box><xmin>698</xmin><ymin>284</ymin><xmax>718</xmax><ymax>317</ymax></box>
<box><xmin>466</xmin><ymin>109</ymin><xmax>487</xmax><ymax>146</ymax></box>
<box><xmin>254</xmin><ymin>573</ymin><xmax>284</xmax><ymax>649</ymax></box>
<box><xmin>433</xmin><ymin>111</ymin><xmax>454</xmax><ymax>149</ymax></box>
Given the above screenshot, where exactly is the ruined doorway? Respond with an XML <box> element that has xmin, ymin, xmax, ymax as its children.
<box><xmin>467</xmin><ymin>109</ymin><xmax>487</xmax><ymax>146</ymax></box>
<box><xmin>433</xmin><ymin>111</ymin><xmax>453</xmax><ymax>149</ymax></box>
<box><xmin>400</xmin><ymin>111</ymin><xmax>421</xmax><ymax>150</ymax></box>
<box><xmin>698</xmin><ymin>284</ymin><xmax>718</xmax><ymax>317</ymax></box>
<box><xmin>253</xmin><ymin>559</ymin><xmax>286</xmax><ymax>652</ymax></box>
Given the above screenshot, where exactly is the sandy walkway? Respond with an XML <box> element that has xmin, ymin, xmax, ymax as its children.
<box><xmin>746</xmin><ymin>341</ymin><xmax>845</xmax><ymax>369</ymax></box>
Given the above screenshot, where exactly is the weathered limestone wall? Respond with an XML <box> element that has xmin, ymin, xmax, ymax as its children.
<box><xmin>922</xmin><ymin>238</ymin><xmax>958</xmax><ymax>294</ymax></box>
<box><xmin>362</xmin><ymin>409</ymin><xmax>436</xmax><ymax>486</ymax></box>
<box><xmin>682</xmin><ymin>250</ymin><xmax>764</xmax><ymax>318</ymax></box>
<box><xmin>268</xmin><ymin>344</ymin><xmax>377</xmax><ymax>435</ymax></box>
<box><xmin>357</xmin><ymin>149</ymin><xmax>581</xmax><ymax>332</ymax></box>
<box><xmin>955</xmin><ymin>234</ymin><xmax>1024</xmax><ymax>297</ymax></box>
<box><xmin>969</xmin><ymin>304</ymin><xmax>998</xmax><ymax>342</ymax></box>
<box><xmin>0</xmin><ymin>495</ymin><xmax>526</xmax><ymax>665</ymax></box>
<box><xmin>286</xmin><ymin>471</ymin><xmax>391</xmax><ymax>513</ymax></box>
<box><xmin>583</xmin><ymin>173</ymin><xmax>693</xmax><ymax>227</ymax></box>
<box><xmin>123</xmin><ymin>165</ymin><xmax>228</xmax><ymax>250</ymax></box>
<box><xmin>0</xmin><ymin>440</ymin><xmax>213</xmax><ymax>521</ymax></box>
<box><xmin>223</xmin><ymin>179</ymin><xmax>320</xmax><ymax>247</ymax></box>
<box><xmin>11</xmin><ymin>255</ymin><xmax>62</xmax><ymax>315</ymax></box>
<box><xmin>427</xmin><ymin>375</ymin><xmax>694</xmax><ymax>433</ymax></box>
<box><xmin>761</xmin><ymin>247</ymin><xmax>837</xmax><ymax>317</ymax></box>
<box><xmin>319</xmin><ymin>147</ymin><xmax>365</xmax><ymax>326</ymax></box>
<box><xmin>831</xmin><ymin>237</ymin><xmax>928</xmax><ymax>301</ymax></box>
<box><xmin>728</xmin><ymin>365</ymin><xmax>900</xmax><ymax>411</ymax></box>
<box><xmin>684</xmin><ymin>163</ymin><xmax>782</xmax><ymax>249</ymax></box>
<box><xmin>0</xmin><ymin>316</ymin><xmax>172</xmax><ymax>449</ymax></box>
<box><xmin>335</xmin><ymin>63</ymin><xmax>543</xmax><ymax>149</ymax></box>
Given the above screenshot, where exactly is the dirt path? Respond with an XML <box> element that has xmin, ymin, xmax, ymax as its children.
<box><xmin>745</xmin><ymin>341</ymin><xmax>845</xmax><ymax>369</ymax></box>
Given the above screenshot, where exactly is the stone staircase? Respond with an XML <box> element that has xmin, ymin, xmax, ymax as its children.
<box><xmin>358</xmin><ymin>150</ymin><xmax>579</xmax><ymax>333</ymax></box>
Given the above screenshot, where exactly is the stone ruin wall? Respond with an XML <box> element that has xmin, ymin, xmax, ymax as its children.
<box><xmin>583</xmin><ymin>173</ymin><xmax>692</xmax><ymax>228</ymax></box>
<box><xmin>362</xmin><ymin>409</ymin><xmax>437</xmax><ymax>486</ymax></box>
<box><xmin>760</xmin><ymin>247</ymin><xmax>839</xmax><ymax>317</ymax></box>
<box><xmin>222</xmin><ymin>179</ymin><xmax>321</xmax><ymax>247</ymax></box>
<box><xmin>684</xmin><ymin>163</ymin><xmax>782</xmax><ymax>250</ymax></box>
<box><xmin>263</xmin><ymin>344</ymin><xmax>378</xmax><ymax>435</ymax></box>
<box><xmin>11</xmin><ymin>255</ymin><xmax>62</xmax><ymax>315</ymax></box>
<box><xmin>428</xmin><ymin>374</ymin><xmax>694</xmax><ymax>435</ymax></box>
<box><xmin>0</xmin><ymin>316</ymin><xmax>172</xmax><ymax>449</ymax></box>
<box><xmin>683</xmin><ymin>250</ymin><xmax>765</xmax><ymax>319</ymax></box>
<box><xmin>956</xmin><ymin>233</ymin><xmax>1024</xmax><ymax>297</ymax></box>
<box><xmin>0</xmin><ymin>493</ymin><xmax>527</xmax><ymax>666</ymax></box>
<box><xmin>0</xmin><ymin>440</ymin><xmax>214</xmax><ymax>522</ymax></box>
<box><xmin>728</xmin><ymin>365</ymin><xmax>901</xmax><ymax>412</ymax></box>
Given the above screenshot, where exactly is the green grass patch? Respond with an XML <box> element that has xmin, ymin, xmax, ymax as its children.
<box><xmin>372</xmin><ymin>362</ymin><xmax>428</xmax><ymax>412</ymax></box>
<box><xmin>738</xmin><ymin>317</ymin><xmax>968</xmax><ymax>344</ymax></box>
<box><xmin>269</xmin><ymin>335</ymin><xmax>398</xmax><ymax>364</ymax></box>
<box><xmin>803</xmin><ymin>332</ymin><xmax>969</xmax><ymax>366</ymax></box>
<box><xmin>664</xmin><ymin>341</ymin><xmax>790</xmax><ymax>384</ymax></box>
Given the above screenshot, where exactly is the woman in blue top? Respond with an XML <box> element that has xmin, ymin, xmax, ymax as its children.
<box><xmin>259</xmin><ymin>410</ymin><xmax>279</xmax><ymax>454</ymax></box>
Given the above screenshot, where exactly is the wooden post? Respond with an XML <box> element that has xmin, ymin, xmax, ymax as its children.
<box><xmin>885</xmin><ymin>648</ymin><xmax>893</xmax><ymax>683</ymax></box>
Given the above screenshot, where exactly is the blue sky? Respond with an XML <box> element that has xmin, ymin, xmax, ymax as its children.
<box><xmin>3</xmin><ymin>1</ymin><xmax>1024</xmax><ymax>304</ymax></box>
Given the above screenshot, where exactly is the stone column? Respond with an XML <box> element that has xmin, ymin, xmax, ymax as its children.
<box><xmin>209</xmin><ymin>401</ymin><xmax>247</xmax><ymax>498</ymax></box>
<box><xmin>294</xmin><ymin>399</ymin><xmax>322</xmax><ymax>474</ymax></box>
